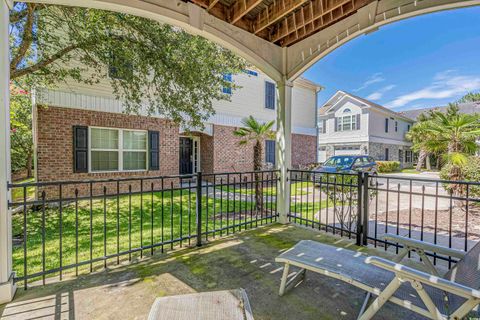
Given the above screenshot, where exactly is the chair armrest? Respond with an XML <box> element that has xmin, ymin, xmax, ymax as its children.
<box><xmin>383</xmin><ymin>233</ymin><xmax>466</xmax><ymax>259</ymax></box>
<box><xmin>366</xmin><ymin>256</ymin><xmax>480</xmax><ymax>299</ymax></box>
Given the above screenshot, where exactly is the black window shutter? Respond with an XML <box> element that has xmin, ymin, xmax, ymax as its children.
<box><xmin>322</xmin><ymin>119</ymin><xmax>327</xmax><ymax>133</ymax></box>
<box><xmin>73</xmin><ymin>126</ymin><xmax>88</xmax><ymax>173</ymax></box>
<box><xmin>265</xmin><ymin>82</ymin><xmax>275</xmax><ymax>109</ymax></box>
<box><xmin>356</xmin><ymin>114</ymin><xmax>361</xmax><ymax>130</ymax></box>
<box><xmin>149</xmin><ymin>131</ymin><xmax>160</xmax><ymax>170</ymax></box>
<box><xmin>334</xmin><ymin>117</ymin><xmax>338</xmax><ymax>132</ymax></box>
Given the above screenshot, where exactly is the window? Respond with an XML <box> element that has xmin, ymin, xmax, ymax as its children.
<box><xmin>318</xmin><ymin>119</ymin><xmax>326</xmax><ymax>134</ymax></box>
<box><xmin>243</xmin><ymin>69</ymin><xmax>258</xmax><ymax>76</ymax></box>
<box><xmin>335</xmin><ymin>114</ymin><xmax>357</xmax><ymax>131</ymax></box>
<box><xmin>405</xmin><ymin>150</ymin><xmax>413</xmax><ymax>163</ymax></box>
<box><xmin>384</xmin><ymin>148</ymin><xmax>389</xmax><ymax>161</ymax></box>
<box><xmin>265</xmin><ymin>81</ymin><xmax>276</xmax><ymax>109</ymax></box>
<box><xmin>385</xmin><ymin>118</ymin><xmax>389</xmax><ymax>133</ymax></box>
<box><xmin>90</xmin><ymin>127</ymin><xmax>147</xmax><ymax>172</ymax></box>
<box><xmin>395</xmin><ymin>121</ymin><xmax>398</xmax><ymax>132</ymax></box>
<box><xmin>222</xmin><ymin>73</ymin><xmax>232</xmax><ymax>94</ymax></box>
<box><xmin>265</xmin><ymin>140</ymin><xmax>275</xmax><ymax>164</ymax></box>
<box><xmin>108</xmin><ymin>52</ymin><xmax>133</xmax><ymax>80</ymax></box>
<box><xmin>407</xmin><ymin>124</ymin><xmax>411</xmax><ymax>132</ymax></box>
<box><xmin>343</xmin><ymin>108</ymin><xmax>351</xmax><ymax>113</ymax></box>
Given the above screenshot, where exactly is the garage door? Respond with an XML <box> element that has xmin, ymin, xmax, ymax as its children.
<box><xmin>334</xmin><ymin>146</ymin><xmax>361</xmax><ymax>156</ymax></box>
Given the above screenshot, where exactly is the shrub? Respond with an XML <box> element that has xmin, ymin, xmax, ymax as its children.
<box><xmin>376</xmin><ymin>161</ymin><xmax>400</xmax><ymax>173</ymax></box>
<box><xmin>440</xmin><ymin>156</ymin><xmax>480</xmax><ymax>197</ymax></box>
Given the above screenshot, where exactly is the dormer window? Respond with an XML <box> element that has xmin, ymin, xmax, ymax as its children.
<box><xmin>343</xmin><ymin>108</ymin><xmax>351</xmax><ymax>113</ymax></box>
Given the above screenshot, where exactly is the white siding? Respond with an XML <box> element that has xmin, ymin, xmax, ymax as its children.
<box><xmin>45</xmin><ymin>66</ymin><xmax>318</xmax><ymax>135</ymax></box>
<box><xmin>368</xmin><ymin>109</ymin><xmax>413</xmax><ymax>145</ymax></box>
<box><xmin>317</xmin><ymin>97</ymin><xmax>369</xmax><ymax>145</ymax></box>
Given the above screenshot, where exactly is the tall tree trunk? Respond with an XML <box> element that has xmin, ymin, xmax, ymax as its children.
<box><xmin>426</xmin><ymin>154</ymin><xmax>431</xmax><ymax>170</ymax></box>
<box><xmin>26</xmin><ymin>151</ymin><xmax>33</xmax><ymax>178</ymax></box>
<box><xmin>416</xmin><ymin>149</ymin><xmax>427</xmax><ymax>171</ymax></box>
<box><xmin>253</xmin><ymin>141</ymin><xmax>263</xmax><ymax>212</ymax></box>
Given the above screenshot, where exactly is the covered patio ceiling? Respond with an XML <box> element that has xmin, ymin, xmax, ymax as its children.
<box><xmin>189</xmin><ymin>0</ymin><xmax>374</xmax><ymax>47</ymax></box>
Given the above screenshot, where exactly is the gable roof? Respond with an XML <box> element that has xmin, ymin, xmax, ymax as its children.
<box><xmin>401</xmin><ymin>102</ymin><xmax>480</xmax><ymax>121</ymax></box>
<box><xmin>319</xmin><ymin>91</ymin><xmax>414</xmax><ymax>122</ymax></box>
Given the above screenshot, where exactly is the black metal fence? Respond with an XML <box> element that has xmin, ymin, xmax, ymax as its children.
<box><xmin>288</xmin><ymin>170</ymin><xmax>362</xmax><ymax>243</ymax></box>
<box><xmin>289</xmin><ymin>170</ymin><xmax>480</xmax><ymax>266</ymax></box>
<box><xmin>8</xmin><ymin>170</ymin><xmax>279</xmax><ymax>288</ymax></box>
<box><xmin>366</xmin><ymin>174</ymin><xmax>480</xmax><ymax>267</ymax></box>
<box><xmin>10</xmin><ymin>168</ymin><xmax>480</xmax><ymax>287</ymax></box>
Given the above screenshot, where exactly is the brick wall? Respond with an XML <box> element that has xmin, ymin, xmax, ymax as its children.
<box><xmin>35</xmin><ymin>107</ymin><xmax>316</xmax><ymax>196</ymax></box>
<box><xmin>36</xmin><ymin>105</ymin><xmax>180</xmax><ymax>197</ymax></box>
<box><xmin>291</xmin><ymin>133</ymin><xmax>317</xmax><ymax>168</ymax></box>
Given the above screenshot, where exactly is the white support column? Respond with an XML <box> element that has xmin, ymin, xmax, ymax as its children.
<box><xmin>276</xmin><ymin>78</ymin><xmax>293</xmax><ymax>224</ymax></box>
<box><xmin>0</xmin><ymin>0</ymin><xmax>16</xmax><ymax>304</ymax></box>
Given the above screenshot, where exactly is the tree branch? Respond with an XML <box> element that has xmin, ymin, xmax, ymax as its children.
<box><xmin>11</xmin><ymin>44</ymin><xmax>80</xmax><ymax>79</ymax></box>
<box><xmin>10</xmin><ymin>4</ymin><xmax>36</xmax><ymax>72</ymax></box>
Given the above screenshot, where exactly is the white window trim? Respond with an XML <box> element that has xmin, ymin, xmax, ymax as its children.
<box><xmin>88</xmin><ymin>126</ymin><xmax>148</xmax><ymax>173</ymax></box>
<box><xmin>336</xmin><ymin>114</ymin><xmax>358</xmax><ymax>132</ymax></box>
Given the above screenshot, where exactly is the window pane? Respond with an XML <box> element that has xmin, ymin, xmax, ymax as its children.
<box><xmin>342</xmin><ymin>116</ymin><xmax>351</xmax><ymax>131</ymax></box>
<box><xmin>91</xmin><ymin>151</ymin><xmax>118</xmax><ymax>171</ymax></box>
<box><xmin>91</xmin><ymin>128</ymin><xmax>118</xmax><ymax>149</ymax></box>
<box><xmin>123</xmin><ymin>151</ymin><xmax>147</xmax><ymax>170</ymax></box>
<box><xmin>123</xmin><ymin>131</ymin><xmax>147</xmax><ymax>150</ymax></box>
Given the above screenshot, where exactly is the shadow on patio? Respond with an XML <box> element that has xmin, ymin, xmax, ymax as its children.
<box><xmin>0</xmin><ymin>224</ymin><xmax>425</xmax><ymax>320</ymax></box>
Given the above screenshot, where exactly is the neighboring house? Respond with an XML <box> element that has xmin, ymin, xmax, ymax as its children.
<box><xmin>32</xmin><ymin>69</ymin><xmax>321</xmax><ymax>184</ymax></box>
<box><xmin>401</xmin><ymin>101</ymin><xmax>480</xmax><ymax>120</ymax></box>
<box><xmin>317</xmin><ymin>91</ymin><xmax>414</xmax><ymax>167</ymax></box>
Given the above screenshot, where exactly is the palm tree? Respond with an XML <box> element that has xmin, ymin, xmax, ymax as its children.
<box><xmin>423</xmin><ymin>104</ymin><xmax>480</xmax><ymax>189</ymax></box>
<box><xmin>406</xmin><ymin>112</ymin><xmax>439</xmax><ymax>171</ymax></box>
<box><xmin>234</xmin><ymin>116</ymin><xmax>274</xmax><ymax>211</ymax></box>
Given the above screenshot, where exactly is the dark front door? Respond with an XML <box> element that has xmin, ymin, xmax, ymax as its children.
<box><xmin>179</xmin><ymin>137</ymin><xmax>193</xmax><ymax>174</ymax></box>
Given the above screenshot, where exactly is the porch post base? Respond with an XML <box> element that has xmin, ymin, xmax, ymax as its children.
<box><xmin>0</xmin><ymin>273</ymin><xmax>16</xmax><ymax>304</ymax></box>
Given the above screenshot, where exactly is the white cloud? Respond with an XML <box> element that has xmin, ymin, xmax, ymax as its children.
<box><xmin>386</xmin><ymin>71</ymin><xmax>480</xmax><ymax>109</ymax></box>
<box><xmin>366</xmin><ymin>84</ymin><xmax>396</xmax><ymax>100</ymax></box>
<box><xmin>353</xmin><ymin>72</ymin><xmax>385</xmax><ymax>92</ymax></box>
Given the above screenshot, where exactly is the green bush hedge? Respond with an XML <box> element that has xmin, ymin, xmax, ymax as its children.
<box><xmin>376</xmin><ymin>161</ymin><xmax>400</xmax><ymax>173</ymax></box>
<box><xmin>440</xmin><ymin>156</ymin><xmax>480</xmax><ymax>197</ymax></box>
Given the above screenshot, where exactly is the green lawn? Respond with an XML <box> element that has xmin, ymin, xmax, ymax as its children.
<box><xmin>12</xmin><ymin>181</ymin><xmax>334</xmax><ymax>283</ymax></box>
<box><xmin>11</xmin><ymin>178</ymin><xmax>36</xmax><ymax>202</ymax></box>
<box><xmin>12</xmin><ymin>189</ymin><xmax>272</xmax><ymax>282</ymax></box>
<box><xmin>217</xmin><ymin>181</ymin><xmax>313</xmax><ymax>196</ymax></box>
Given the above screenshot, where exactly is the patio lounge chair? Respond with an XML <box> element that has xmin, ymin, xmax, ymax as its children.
<box><xmin>275</xmin><ymin>234</ymin><xmax>480</xmax><ymax>320</ymax></box>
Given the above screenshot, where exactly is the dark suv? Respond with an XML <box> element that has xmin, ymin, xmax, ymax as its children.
<box><xmin>313</xmin><ymin>155</ymin><xmax>378</xmax><ymax>175</ymax></box>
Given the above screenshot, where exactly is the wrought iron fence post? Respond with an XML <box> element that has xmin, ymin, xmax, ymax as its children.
<box><xmin>356</xmin><ymin>172</ymin><xmax>363</xmax><ymax>246</ymax></box>
<box><xmin>196</xmin><ymin>171</ymin><xmax>203</xmax><ymax>247</ymax></box>
<box><xmin>362</xmin><ymin>173</ymin><xmax>369</xmax><ymax>245</ymax></box>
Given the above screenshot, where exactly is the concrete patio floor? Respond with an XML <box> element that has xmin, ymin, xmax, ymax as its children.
<box><xmin>0</xmin><ymin>224</ymin><xmax>426</xmax><ymax>320</ymax></box>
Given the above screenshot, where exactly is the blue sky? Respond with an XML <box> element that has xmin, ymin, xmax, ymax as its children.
<box><xmin>303</xmin><ymin>6</ymin><xmax>480</xmax><ymax>111</ymax></box>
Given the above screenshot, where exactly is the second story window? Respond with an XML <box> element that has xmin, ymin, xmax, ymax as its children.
<box><xmin>385</xmin><ymin>118</ymin><xmax>389</xmax><ymax>133</ymax></box>
<box><xmin>265</xmin><ymin>81</ymin><xmax>276</xmax><ymax>110</ymax></box>
<box><xmin>318</xmin><ymin>119</ymin><xmax>326</xmax><ymax>134</ymax></box>
<box><xmin>395</xmin><ymin>121</ymin><xmax>398</xmax><ymax>132</ymax></box>
<box><xmin>335</xmin><ymin>112</ymin><xmax>360</xmax><ymax>132</ymax></box>
<box><xmin>222</xmin><ymin>73</ymin><xmax>232</xmax><ymax>94</ymax></box>
<box><xmin>109</xmin><ymin>52</ymin><xmax>133</xmax><ymax>80</ymax></box>
<box><xmin>407</xmin><ymin>124</ymin><xmax>411</xmax><ymax>132</ymax></box>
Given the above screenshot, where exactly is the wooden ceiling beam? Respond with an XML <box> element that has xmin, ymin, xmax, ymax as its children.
<box><xmin>271</xmin><ymin>0</ymin><xmax>370</xmax><ymax>46</ymax></box>
<box><xmin>190</xmin><ymin>0</ymin><xmax>254</xmax><ymax>32</ymax></box>
<box><xmin>230</xmin><ymin>0</ymin><xmax>263</xmax><ymax>24</ymax></box>
<box><xmin>253</xmin><ymin>0</ymin><xmax>308</xmax><ymax>35</ymax></box>
<box><xmin>207</xmin><ymin>0</ymin><xmax>222</xmax><ymax>10</ymax></box>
